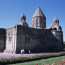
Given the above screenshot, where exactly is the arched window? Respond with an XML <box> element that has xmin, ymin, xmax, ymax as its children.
<box><xmin>25</xmin><ymin>37</ymin><xmax>30</xmax><ymax>43</ymax></box>
<box><xmin>59</xmin><ymin>27</ymin><xmax>62</xmax><ymax>31</ymax></box>
<box><xmin>36</xmin><ymin>19</ymin><xmax>38</xmax><ymax>27</ymax></box>
<box><xmin>55</xmin><ymin>22</ymin><xmax>58</xmax><ymax>26</ymax></box>
<box><xmin>53</xmin><ymin>28</ymin><xmax>57</xmax><ymax>30</ymax></box>
<box><xmin>54</xmin><ymin>21</ymin><xmax>59</xmax><ymax>26</ymax></box>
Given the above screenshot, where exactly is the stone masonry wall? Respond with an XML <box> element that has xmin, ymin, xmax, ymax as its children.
<box><xmin>0</xmin><ymin>28</ymin><xmax>6</xmax><ymax>52</ymax></box>
<box><xmin>4</xmin><ymin>26</ymin><xmax>17</xmax><ymax>53</ymax></box>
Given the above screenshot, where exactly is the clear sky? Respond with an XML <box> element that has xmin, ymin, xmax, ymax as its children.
<box><xmin>0</xmin><ymin>0</ymin><xmax>65</xmax><ymax>41</ymax></box>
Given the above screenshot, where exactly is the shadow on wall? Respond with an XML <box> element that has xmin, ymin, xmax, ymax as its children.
<box><xmin>16</xmin><ymin>28</ymin><xmax>64</xmax><ymax>54</ymax></box>
<box><xmin>0</xmin><ymin>28</ymin><xmax>6</xmax><ymax>52</ymax></box>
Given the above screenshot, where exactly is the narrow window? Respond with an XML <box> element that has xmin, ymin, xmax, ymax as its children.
<box><xmin>55</xmin><ymin>21</ymin><xmax>58</xmax><ymax>26</ymax></box>
<box><xmin>36</xmin><ymin>19</ymin><xmax>38</xmax><ymax>27</ymax></box>
<box><xmin>25</xmin><ymin>37</ymin><xmax>27</xmax><ymax>43</ymax></box>
<box><xmin>55</xmin><ymin>23</ymin><xmax>57</xmax><ymax>26</ymax></box>
<box><xmin>28</xmin><ymin>37</ymin><xmax>30</xmax><ymax>43</ymax></box>
<box><xmin>0</xmin><ymin>36</ymin><xmax>2</xmax><ymax>40</ymax></box>
<box><xmin>25</xmin><ymin>37</ymin><xmax>30</xmax><ymax>43</ymax></box>
<box><xmin>41</xmin><ymin>24</ymin><xmax>42</xmax><ymax>27</ymax></box>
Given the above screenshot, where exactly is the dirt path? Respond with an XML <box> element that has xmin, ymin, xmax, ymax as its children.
<box><xmin>0</xmin><ymin>52</ymin><xmax>57</xmax><ymax>59</ymax></box>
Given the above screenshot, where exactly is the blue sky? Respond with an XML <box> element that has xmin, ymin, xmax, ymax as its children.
<box><xmin>0</xmin><ymin>0</ymin><xmax>65</xmax><ymax>41</ymax></box>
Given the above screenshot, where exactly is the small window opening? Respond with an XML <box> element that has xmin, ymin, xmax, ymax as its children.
<box><xmin>25</xmin><ymin>37</ymin><xmax>30</xmax><ymax>43</ymax></box>
<box><xmin>0</xmin><ymin>37</ymin><xmax>2</xmax><ymax>40</ymax></box>
<box><xmin>28</xmin><ymin>37</ymin><xmax>30</xmax><ymax>43</ymax></box>
<box><xmin>53</xmin><ymin>28</ymin><xmax>57</xmax><ymax>30</ymax></box>
<box><xmin>36</xmin><ymin>19</ymin><xmax>38</xmax><ymax>27</ymax></box>
<box><xmin>9</xmin><ymin>37</ymin><xmax>12</xmax><ymax>42</ymax></box>
<box><xmin>25</xmin><ymin>37</ymin><xmax>27</xmax><ymax>43</ymax></box>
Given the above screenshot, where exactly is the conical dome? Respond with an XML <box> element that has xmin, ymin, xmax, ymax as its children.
<box><xmin>21</xmin><ymin>13</ymin><xmax>26</xmax><ymax>20</ymax></box>
<box><xmin>32</xmin><ymin>6</ymin><xmax>46</xmax><ymax>29</ymax></box>
<box><xmin>54</xmin><ymin>17</ymin><xmax>59</xmax><ymax>21</ymax></box>
<box><xmin>19</xmin><ymin>13</ymin><xmax>28</xmax><ymax>26</ymax></box>
<box><xmin>32</xmin><ymin>6</ymin><xmax>46</xmax><ymax>18</ymax></box>
<box><xmin>21</xmin><ymin>13</ymin><xmax>26</xmax><ymax>18</ymax></box>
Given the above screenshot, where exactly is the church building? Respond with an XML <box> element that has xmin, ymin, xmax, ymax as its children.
<box><xmin>0</xmin><ymin>7</ymin><xmax>64</xmax><ymax>53</ymax></box>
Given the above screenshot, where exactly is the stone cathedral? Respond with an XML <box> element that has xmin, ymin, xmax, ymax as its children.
<box><xmin>0</xmin><ymin>7</ymin><xmax>64</xmax><ymax>53</ymax></box>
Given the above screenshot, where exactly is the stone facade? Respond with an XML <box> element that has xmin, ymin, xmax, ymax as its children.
<box><xmin>0</xmin><ymin>6</ymin><xmax>64</xmax><ymax>53</ymax></box>
<box><xmin>4</xmin><ymin>26</ymin><xmax>17</xmax><ymax>53</ymax></box>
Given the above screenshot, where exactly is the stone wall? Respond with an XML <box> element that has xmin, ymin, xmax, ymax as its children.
<box><xmin>16</xmin><ymin>25</ymin><xmax>62</xmax><ymax>53</ymax></box>
<box><xmin>0</xmin><ymin>28</ymin><xmax>6</xmax><ymax>52</ymax></box>
<box><xmin>16</xmin><ymin>25</ymin><xmax>39</xmax><ymax>53</ymax></box>
<box><xmin>4</xmin><ymin>26</ymin><xmax>17</xmax><ymax>53</ymax></box>
<box><xmin>32</xmin><ymin>17</ymin><xmax>46</xmax><ymax>29</ymax></box>
<box><xmin>4</xmin><ymin>25</ymin><xmax>64</xmax><ymax>53</ymax></box>
<box><xmin>51</xmin><ymin>30</ymin><xmax>63</xmax><ymax>49</ymax></box>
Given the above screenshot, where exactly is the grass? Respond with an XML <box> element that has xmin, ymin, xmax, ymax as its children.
<box><xmin>9</xmin><ymin>56</ymin><xmax>65</xmax><ymax>65</ymax></box>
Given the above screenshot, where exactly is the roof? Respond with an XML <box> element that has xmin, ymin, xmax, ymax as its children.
<box><xmin>54</xmin><ymin>17</ymin><xmax>59</xmax><ymax>21</ymax></box>
<box><xmin>32</xmin><ymin>6</ymin><xmax>46</xmax><ymax>18</ymax></box>
<box><xmin>20</xmin><ymin>13</ymin><xmax>26</xmax><ymax>18</ymax></box>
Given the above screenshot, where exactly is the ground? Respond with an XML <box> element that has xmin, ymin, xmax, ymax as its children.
<box><xmin>0</xmin><ymin>52</ymin><xmax>57</xmax><ymax>58</ymax></box>
<box><xmin>8</xmin><ymin>56</ymin><xmax>65</xmax><ymax>65</ymax></box>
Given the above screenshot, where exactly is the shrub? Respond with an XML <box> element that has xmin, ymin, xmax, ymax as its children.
<box><xmin>0</xmin><ymin>52</ymin><xmax>65</xmax><ymax>64</ymax></box>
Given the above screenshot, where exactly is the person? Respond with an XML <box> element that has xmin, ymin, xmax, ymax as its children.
<box><xmin>21</xmin><ymin>49</ymin><xmax>24</xmax><ymax>55</ymax></box>
<box><xmin>29</xmin><ymin>50</ymin><xmax>31</xmax><ymax>54</ymax></box>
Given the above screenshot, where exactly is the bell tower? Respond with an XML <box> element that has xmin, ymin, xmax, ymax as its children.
<box><xmin>19</xmin><ymin>13</ymin><xmax>28</xmax><ymax>26</ymax></box>
<box><xmin>32</xmin><ymin>6</ymin><xmax>46</xmax><ymax>29</ymax></box>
